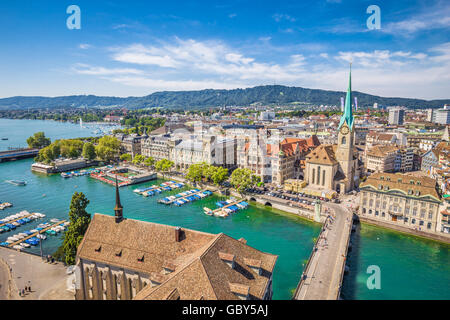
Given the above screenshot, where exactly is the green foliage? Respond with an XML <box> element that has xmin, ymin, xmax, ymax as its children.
<box><xmin>144</xmin><ymin>156</ymin><xmax>155</xmax><ymax>167</ymax></box>
<box><xmin>212</xmin><ymin>166</ymin><xmax>229</xmax><ymax>186</ymax></box>
<box><xmin>120</xmin><ymin>153</ymin><xmax>132</xmax><ymax>162</ymax></box>
<box><xmin>155</xmin><ymin>158</ymin><xmax>174</xmax><ymax>173</ymax></box>
<box><xmin>230</xmin><ymin>168</ymin><xmax>259</xmax><ymax>194</ymax></box>
<box><xmin>95</xmin><ymin>136</ymin><xmax>121</xmax><ymax>163</ymax></box>
<box><xmin>54</xmin><ymin>192</ymin><xmax>91</xmax><ymax>265</ymax></box>
<box><xmin>132</xmin><ymin>154</ymin><xmax>146</xmax><ymax>165</ymax></box>
<box><xmin>186</xmin><ymin>163</ymin><xmax>229</xmax><ymax>186</ymax></box>
<box><xmin>186</xmin><ymin>163</ymin><xmax>205</xmax><ymax>183</ymax></box>
<box><xmin>82</xmin><ymin>142</ymin><xmax>96</xmax><ymax>160</ymax></box>
<box><xmin>26</xmin><ymin>132</ymin><xmax>51</xmax><ymax>149</ymax></box>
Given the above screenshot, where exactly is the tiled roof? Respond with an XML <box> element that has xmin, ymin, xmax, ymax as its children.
<box><xmin>306</xmin><ymin>145</ymin><xmax>339</xmax><ymax>165</ymax></box>
<box><xmin>366</xmin><ymin>145</ymin><xmax>399</xmax><ymax>158</ymax></box>
<box><xmin>360</xmin><ymin>172</ymin><xmax>440</xmax><ymax>201</ymax></box>
<box><xmin>77</xmin><ymin>214</ymin><xmax>277</xmax><ymax>300</ymax></box>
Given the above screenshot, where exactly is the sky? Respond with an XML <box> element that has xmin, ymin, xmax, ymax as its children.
<box><xmin>0</xmin><ymin>0</ymin><xmax>449</xmax><ymax>100</ymax></box>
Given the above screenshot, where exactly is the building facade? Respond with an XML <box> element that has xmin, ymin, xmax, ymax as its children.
<box><xmin>359</xmin><ymin>173</ymin><xmax>441</xmax><ymax>233</ymax></box>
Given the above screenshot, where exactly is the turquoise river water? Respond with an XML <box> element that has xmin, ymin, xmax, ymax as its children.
<box><xmin>0</xmin><ymin>119</ymin><xmax>449</xmax><ymax>300</ymax></box>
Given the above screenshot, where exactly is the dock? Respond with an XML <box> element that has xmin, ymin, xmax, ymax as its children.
<box><xmin>293</xmin><ymin>203</ymin><xmax>352</xmax><ymax>300</ymax></box>
<box><xmin>135</xmin><ymin>181</ymin><xmax>184</xmax><ymax>196</ymax></box>
<box><xmin>8</xmin><ymin>220</ymin><xmax>67</xmax><ymax>248</ymax></box>
<box><xmin>211</xmin><ymin>199</ymin><xmax>244</xmax><ymax>215</ymax></box>
<box><xmin>0</xmin><ymin>213</ymin><xmax>35</xmax><ymax>228</ymax></box>
<box><xmin>160</xmin><ymin>189</ymin><xmax>210</xmax><ymax>205</ymax></box>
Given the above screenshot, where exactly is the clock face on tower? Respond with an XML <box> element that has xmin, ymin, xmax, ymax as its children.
<box><xmin>340</xmin><ymin>125</ymin><xmax>349</xmax><ymax>135</ymax></box>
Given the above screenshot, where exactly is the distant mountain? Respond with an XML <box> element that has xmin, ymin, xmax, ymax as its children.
<box><xmin>0</xmin><ymin>86</ymin><xmax>448</xmax><ymax>110</ymax></box>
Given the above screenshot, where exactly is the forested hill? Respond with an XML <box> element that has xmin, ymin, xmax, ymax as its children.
<box><xmin>0</xmin><ymin>85</ymin><xmax>448</xmax><ymax>110</ymax></box>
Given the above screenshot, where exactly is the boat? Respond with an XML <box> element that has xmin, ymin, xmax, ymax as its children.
<box><xmin>50</xmin><ymin>218</ymin><xmax>61</xmax><ymax>223</ymax></box>
<box><xmin>5</xmin><ymin>180</ymin><xmax>27</xmax><ymax>186</ymax></box>
<box><xmin>204</xmin><ymin>207</ymin><xmax>213</xmax><ymax>216</ymax></box>
<box><xmin>20</xmin><ymin>243</ymin><xmax>31</xmax><ymax>248</ymax></box>
<box><xmin>12</xmin><ymin>245</ymin><xmax>22</xmax><ymax>250</ymax></box>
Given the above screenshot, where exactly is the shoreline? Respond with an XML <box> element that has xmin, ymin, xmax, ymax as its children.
<box><xmin>358</xmin><ymin>217</ymin><xmax>450</xmax><ymax>245</ymax></box>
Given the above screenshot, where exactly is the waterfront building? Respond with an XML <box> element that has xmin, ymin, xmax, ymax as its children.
<box><xmin>438</xmin><ymin>197</ymin><xmax>450</xmax><ymax>233</ymax></box>
<box><xmin>359</xmin><ymin>173</ymin><xmax>441</xmax><ymax>233</ymax></box>
<box><xmin>75</xmin><ymin>182</ymin><xmax>277</xmax><ymax>300</ymax></box>
<box><xmin>141</xmin><ymin>135</ymin><xmax>181</xmax><ymax>162</ymax></box>
<box><xmin>118</xmin><ymin>134</ymin><xmax>146</xmax><ymax>159</ymax></box>
<box><xmin>304</xmin><ymin>67</ymin><xmax>361</xmax><ymax>194</ymax></box>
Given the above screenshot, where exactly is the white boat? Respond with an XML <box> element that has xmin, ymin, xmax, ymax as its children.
<box><xmin>12</xmin><ymin>245</ymin><xmax>22</xmax><ymax>250</ymax></box>
<box><xmin>20</xmin><ymin>243</ymin><xmax>31</xmax><ymax>248</ymax></box>
<box><xmin>12</xmin><ymin>222</ymin><xmax>20</xmax><ymax>227</ymax></box>
<box><xmin>7</xmin><ymin>236</ymin><xmax>19</xmax><ymax>242</ymax></box>
<box><xmin>15</xmin><ymin>234</ymin><xmax>25</xmax><ymax>240</ymax></box>
<box><xmin>30</xmin><ymin>229</ymin><xmax>38</xmax><ymax>233</ymax></box>
<box><xmin>50</xmin><ymin>218</ymin><xmax>61</xmax><ymax>223</ymax></box>
<box><xmin>36</xmin><ymin>234</ymin><xmax>46</xmax><ymax>240</ymax></box>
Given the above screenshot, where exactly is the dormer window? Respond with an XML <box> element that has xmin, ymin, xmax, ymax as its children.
<box><xmin>415</xmin><ymin>191</ymin><xmax>421</xmax><ymax>196</ymax></box>
<box><xmin>219</xmin><ymin>252</ymin><xmax>236</xmax><ymax>269</ymax></box>
<box><xmin>229</xmin><ymin>283</ymin><xmax>250</xmax><ymax>300</ymax></box>
<box><xmin>137</xmin><ymin>254</ymin><xmax>145</xmax><ymax>262</ymax></box>
<box><xmin>380</xmin><ymin>176</ymin><xmax>384</xmax><ymax>180</ymax></box>
<box><xmin>384</xmin><ymin>186</ymin><xmax>389</xmax><ymax>191</ymax></box>
<box><xmin>162</xmin><ymin>261</ymin><xmax>176</xmax><ymax>275</ymax></box>
<box><xmin>115</xmin><ymin>250</ymin><xmax>122</xmax><ymax>257</ymax></box>
<box><xmin>95</xmin><ymin>245</ymin><xmax>102</xmax><ymax>252</ymax></box>
<box><xmin>244</xmin><ymin>258</ymin><xmax>263</xmax><ymax>276</ymax></box>
<box><xmin>378</xmin><ymin>185</ymin><xmax>383</xmax><ymax>190</ymax></box>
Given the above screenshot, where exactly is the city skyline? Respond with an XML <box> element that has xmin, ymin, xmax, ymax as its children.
<box><xmin>0</xmin><ymin>0</ymin><xmax>449</xmax><ymax>99</ymax></box>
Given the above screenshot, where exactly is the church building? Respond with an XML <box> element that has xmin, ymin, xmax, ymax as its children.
<box><xmin>304</xmin><ymin>67</ymin><xmax>361</xmax><ymax>195</ymax></box>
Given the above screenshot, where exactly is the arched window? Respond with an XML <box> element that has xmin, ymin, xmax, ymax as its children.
<box><xmin>341</xmin><ymin>136</ymin><xmax>347</xmax><ymax>145</ymax></box>
<box><xmin>317</xmin><ymin>166</ymin><xmax>321</xmax><ymax>185</ymax></box>
<box><xmin>312</xmin><ymin>168</ymin><xmax>316</xmax><ymax>184</ymax></box>
<box><xmin>322</xmin><ymin>170</ymin><xmax>326</xmax><ymax>186</ymax></box>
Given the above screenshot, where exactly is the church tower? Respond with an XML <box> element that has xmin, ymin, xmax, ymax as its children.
<box><xmin>336</xmin><ymin>65</ymin><xmax>356</xmax><ymax>191</ymax></box>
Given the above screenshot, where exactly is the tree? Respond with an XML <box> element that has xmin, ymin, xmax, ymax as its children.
<box><xmin>95</xmin><ymin>136</ymin><xmax>121</xmax><ymax>163</ymax></box>
<box><xmin>132</xmin><ymin>154</ymin><xmax>146</xmax><ymax>165</ymax></box>
<box><xmin>54</xmin><ymin>192</ymin><xmax>91</xmax><ymax>265</ymax></box>
<box><xmin>155</xmin><ymin>159</ymin><xmax>174</xmax><ymax>177</ymax></box>
<box><xmin>186</xmin><ymin>163</ymin><xmax>204</xmax><ymax>183</ymax></box>
<box><xmin>230</xmin><ymin>168</ymin><xmax>258</xmax><ymax>194</ymax></box>
<box><xmin>120</xmin><ymin>153</ymin><xmax>132</xmax><ymax>162</ymax></box>
<box><xmin>27</xmin><ymin>132</ymin><xmax>51</xmax><ymax>149</ymax></box>
<box><xmin>211</xmin><ymin>166</ymin><xmax>229</xmax><ymax>186</ymax></box>
<box><xmin>144</xmin><ymin>156</ymin><xmax>155</xmax><ymax>168</ymax></box>
<box><xmin>82</xmin><ymin>142</ymin><xmax>96</xmax><ymax>160</ymax></box>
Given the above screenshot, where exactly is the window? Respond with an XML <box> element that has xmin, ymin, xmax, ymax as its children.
<box><xmin>427</xmin><ymin>222</ymin><xmax>432</xmax><ymax>229</ymax></box>
<box><xmin>419</xmin><ymin>221</ymin><xmax>424</xmax><ymax>226</ymax></box>
<box><xmin>428</xmin><ymin>212</ymin><xmax>433</xmax><ymax>220</ymax></box>
<box><xmin>404</xmin><ymin>217</ymin><xmax>409</xmax><ymax>223</ymax></box>
<box><xmin>363</xmin><ymin>208</ymin><xmax>366</xmax><ymax>214</ymax></box>
<box><xmin>342</xmin><ymin>136</ymin><xmax>346</xmax><ymax>145</ymax></box>
<box><xmin>412</xmin><ymin>219</ymin><xmax>416</xmax><ymax>224</ymax></box>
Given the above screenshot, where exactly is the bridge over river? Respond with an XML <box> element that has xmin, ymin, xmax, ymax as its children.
<box><xmin>294</xmin><ymin>203</ymin><xmax>353</xmax><ymax>300</ymax></box>
<box><xmin>0</xmin><ymin>148</ymin><xmax>39</xmax><ymax>163</ymax></box>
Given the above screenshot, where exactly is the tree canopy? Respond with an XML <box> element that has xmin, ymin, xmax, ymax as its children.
<box><xmin>54</xmin><ymin>192</ymin><xmax>91</xmax><ymax>265</ymax></box>
<box><xmin>95</xmin><ymin>136</ymin><xmax>121</xmax><ymax>163</ymax></box>
<box><xmin>27</xmin><ymin>132</ymin><xmax>51</xmax><ymax>149</ymax></box>
<box><xmin>82</xmin><ymin>142</ymin><xmax>96</xmax><ymax>160</ymax></box>
<box><xmin>230</xmin><ymin>168</ymin><xmax>260</xmax><ymax>194</ymax></box>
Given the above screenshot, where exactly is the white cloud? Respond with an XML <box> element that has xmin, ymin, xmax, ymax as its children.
<box><xmin>74</xmin><ymin>39</ymin><xmax>450</xmax><ymax>99</ymax></box>
<box><xmin>79</xmin><ymin>44</ymin><xmax>91</xmax><ymax>50</ymax></box>
<box><xmin>272</xmin><ymin>14</ymin><xmax>296</xmax><ymax>23</ymax></box>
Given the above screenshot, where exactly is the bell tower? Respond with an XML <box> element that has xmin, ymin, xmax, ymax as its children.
<box><xmin>336</xmin><ymin>64</ymin><xmax>355</xmax><ymax>191</ymax></box>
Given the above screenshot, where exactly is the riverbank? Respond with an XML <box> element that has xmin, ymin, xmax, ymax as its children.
<box><xmin>358</xmin><ymin>216</ymin><xmax>450</xmax><ymax>245</ymax></box>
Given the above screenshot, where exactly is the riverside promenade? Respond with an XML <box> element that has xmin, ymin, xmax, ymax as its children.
<box><xmin>294</xmin><ymin>203</ymin><xmax>353</xmax><ymax>300</ymax></box>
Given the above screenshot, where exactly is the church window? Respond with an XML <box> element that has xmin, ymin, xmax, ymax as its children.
<box><xmin>341</xmin><ymin>136</ymin><xmax>346</xmax><ymax>145</ymax></box>
<box><xmin>317</xmin><ymin>166</ymin><xmax>321</xmax><ymax>185</ymax></box>
<box><xmin>312</xmin><ymin>169</ymin><xmax>315</xmax><ymax>184</ymax></box>
<box><xmin>322</xmin><ymin>170</ymin><xmax>326</xmax><ymax>186</ymax></box>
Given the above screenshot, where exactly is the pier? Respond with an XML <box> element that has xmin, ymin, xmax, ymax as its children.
<box><xmin>135</xmin><ymin>181</ymin><xmax>183</xmax><ymax>195</ymax></box>
<box><xmin>211</xmin><ymin>199</ymin><xmax>244</xmax><ymax>215</ymax></box>
<box><xmin>8</xmin><ymin>220</ymin><xmax>67</xmax><ymax>248</ymax></box>
<box><xmin>160</xmin><ymin>189</ymin><xmax>210</xmax><ymax>205</ymax></box>
<box><xmin>293</xmin><ymin>203</ymin><xmax>353</xmax><ymax>300</ymax></box>
<box><xmin>0</xmin><ymin>148</ymin><xmax>39</xmax><ymax>163</ymax></box>
<box><xmin>0</xmin><ymin>213</ymin><xmax>34</xmax><ymax>228</ymax></box>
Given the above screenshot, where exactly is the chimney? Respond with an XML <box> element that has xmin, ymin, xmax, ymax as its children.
<box><xmin>175</xmin><ymin>227</ymin><xmax>182</xmax><ymax>242</ymax></box>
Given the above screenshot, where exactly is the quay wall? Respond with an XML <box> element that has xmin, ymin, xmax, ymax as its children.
<box><xmin>358</xmin><ymin>215</ymin><xmax>450</xmax><ymax>244</ymax></box>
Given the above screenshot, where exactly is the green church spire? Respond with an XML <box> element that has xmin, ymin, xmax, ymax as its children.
<box><xmin>338</xmin><ymin>64</ymin><xmax>354</xmax><ymax>130</ymax></box>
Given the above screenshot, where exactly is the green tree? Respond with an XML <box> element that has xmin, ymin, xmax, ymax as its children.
<box><xmin>82</xmin><ymin>142</ymin><xmax>96</xmax><ymax>160</ymax></box>
<box><xmin>26</xmin><ymin>132</ymin><xmax>51</xmax><ymax>149</ymax></box>
<box><xmin>230</xmin><ymin>168</ymin><xmax>258</xmax><ymax>194</ymax></box>
<box><xmin>211</xmin><ymin>166</ymin><xmax>229</xmax><ymax>186</ymax></box>
<box><xmin>186</xmin><ymin>163</ymin><xmax>204</xmax><ymax>183</ymax></box>
<box><xmin>144</xmin><ymin>156</ymin><xmax>155</xmax><ymax>168</ymax></box>
<box><xmin>120</xmin><ymin>153</ymin><xmax>132</xmax><ymax>162</ymax></box>
<box><xmin>95</xmin><ymin>136</ymin><xmax>121</xmax><ymax>163</ymax></box>
<box><xmin>54</xmin><ymin>192</ymin><xmax>91</xmax><ymax>265</ymax></box>
<box><xmin>132</xmin><ymin>154</ymin><xmax>146</xmax><ymax>165</ymax></box>
<box><xmin>155</xmin><ymin>159</ymin><xmax>174</xmax><ymax>177</ymax></box>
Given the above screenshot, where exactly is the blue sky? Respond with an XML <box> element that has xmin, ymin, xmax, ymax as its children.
<box><xmin>0</xmin><ymin>0</ymin><xmax>449</xmax><ymax>99</ymax></box>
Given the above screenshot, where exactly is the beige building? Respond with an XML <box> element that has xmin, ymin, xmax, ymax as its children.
<box><xmin>75</xmin><ymin>183</ymin><xmax>277</xmax><ymax>300</ymax></box>
<box><xmin>365</xmin><ymin>145</ymin><xmax>399</xmax><ymax>173</ymax></box>
<box><xmin>359</xmin><ymin>173</ymin><xmax>441</xmax><ymax>232</ymax></box>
